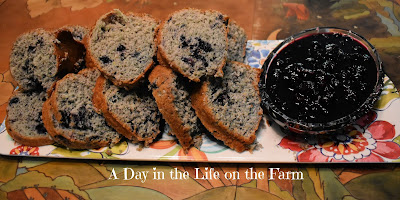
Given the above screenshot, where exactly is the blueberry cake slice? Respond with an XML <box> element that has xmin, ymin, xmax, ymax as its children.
<box><xmin>227</xmin><ymin>20</ymin><xmax>247</xmax><ymax>62</ymax></box>
<box><xmin>6</xmin><ymin>91</ymin><xmax>53</xmax><ymax>146</ymax></box>
<box><xmin>54</xmin><ymin>26</ymin><xmax>89</xmax><ymax>77</ymax></box>
<box><xmin>87</xmin><ymin>9</ymin><xmax>159</xmax><ymax>88</ymax></box>
<box><xmin>9</xmin><ymin>29</ymin><xmax>58</xmax><ymax>91</ymax></box>
<box><xmin>43</xmin><ymin>68</ymin><xmax>121</xmax><ymax>149</ymax></box>
<box><xmin>191</xmin><ymin>61</ymin><xmax>263</xmax><ymax>152</ymax></box>
<box><xmin>157</xmin><ymin>8</ymin><xmax>228</xmax><ymax>82</ymax></box>
<box><xmin>148</xmin><ymin>65</ymin><xmax>204</xmax><ymax>152</ymax></box>
<box><xmin>92</xmin><ymin>75</ymin><xmax>162</xmax><ymax>145</ymax></box>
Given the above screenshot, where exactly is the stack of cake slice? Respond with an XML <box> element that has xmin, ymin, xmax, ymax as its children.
<box><xmin>6</xmin><ymin>8</ymin><xmax>262</xmax><ymax>153</ymax></box>
<box><xmin>153</xmin><ymin>8</ymin><xmax>262</xmax><ymax>152</ymax></box>
<box><xmin>7</xmin><ymin>26</ymin><xmax>89</xmax><ymax>148</ymax></box>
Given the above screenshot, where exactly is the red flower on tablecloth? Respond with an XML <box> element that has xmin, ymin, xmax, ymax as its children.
<box><xmin>10</xmin><ymin>145</ymin><xmax>39</xmax><ymax>156</ymax></box>
<box><xmin>279</xmin><ymin>112</ymin><xmax>400</xmax><ymax>162</ymax></box>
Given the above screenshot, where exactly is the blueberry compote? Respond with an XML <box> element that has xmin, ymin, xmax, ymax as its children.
<box><xmin>266</xmin><ymin>33</ymin><xmax>377</xmax><ymax>123</ymax></box>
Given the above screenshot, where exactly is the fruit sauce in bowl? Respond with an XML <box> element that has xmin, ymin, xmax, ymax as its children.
<box><xmin>260</xmin><ymin>27</ymin><xmax>384</xmax><ymax>134</ymax></box>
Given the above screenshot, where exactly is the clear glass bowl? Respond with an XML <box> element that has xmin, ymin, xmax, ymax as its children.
<box><xmin>259</xmin><ymin>27</ymin><xmax>384</xmax><ymax>134</ymax></box>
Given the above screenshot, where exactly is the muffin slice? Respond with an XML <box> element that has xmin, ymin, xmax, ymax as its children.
<box><xmin>6</xmin><ymin>91</ymin><xmax>53</xmax><ymax>146</ymax></box>
<box><xmin>87</xmin><ymin>9</ymin><xmax>159</xmax><ymax>88</ymax></box>
<box><xmin>10</xmin><ymin>29</ymin><xmax>58</xmax><ymax>91</ymax></box>
<box><xmin>191</xmin><ymin>61</ymin><xmax>263</xmax><ymax>152</ymax></box>
<box><xmin>43</xmin><ymin>68</ymin><xmax>121</xmax><ymax>149</ymax></box>
<box><xmin>148</xmin><ymin>65</ymin><xmax>203</xmax><ymax>152</ymax></box>
<box><xmin>157</xmin><ymin>8</ymin><xmax>229</xmax><ymax>82</ymax></box>
<box><xmin>227</xmin><ymin>20</ymin><xmax>247</xmax><ymax>62</ymax></box>
<box><xmin>92</xmin><ymin>75</ymin><xmax>162</xmax><ymax>145</ymax></box>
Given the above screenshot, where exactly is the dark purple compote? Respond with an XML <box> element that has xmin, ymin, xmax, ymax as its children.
<box><xmin>265</xmin><ymin>32</ymin><xmax>378</xmax><ymax>123</ymax></box>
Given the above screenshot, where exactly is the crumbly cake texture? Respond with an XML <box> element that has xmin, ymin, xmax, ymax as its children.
<box><xmin>55</xmin><ymin>26</ymin><xmax>89</xmax><ymax>77</ymax></box>
<box><xmin>9</xmin><ymin>29</ymin><xmax>58</xmax><ymax>91</ymax></box>
<box><xmin>6</xmin><ymin>91</ymin><xmax>54</xmax><ymax>146</ymax></box>
<box><xmin>227</xmin><ymin>20</ymin><xmax>247</xmax><ymax>62</ymax></box>
<box><xmin>157</xmin><ymin>8</ymin><xmax>228</xmax><ymax>82</ymax></box>
<box><xmin>191</xmin><ymin>61</ymin><xmax>263</xmax><ymax>152</ymax></box>
<box><xmin>93</xmin><ymin>75</ymin><xmax>162</xmax><ymax>145</ymax></box>
<box><xmin>148</xmin><ymin>65</ymin><xmax>204</xmax><ymax>152</ymax></box>
<box><xmin>88</xmin><ymin>9</ymin><xmax>159</xmax><ymax>88</ymax></box>
<box><xmin>43</xmin><ymin>68</ymin><xmax>121</xmax><ymax>149</ymax></box>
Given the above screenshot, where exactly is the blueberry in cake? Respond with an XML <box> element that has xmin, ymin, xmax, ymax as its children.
<box><xmin>43</xmin><ymin>68</ymin><xmax>121</xmax><ymax>149</ymax></box>
<box><xmin>93</xmin><ymin>75</ymin><xmax>162</xmax><ymax>145</ymax></box>
<box><xmin>6</xmin><ymin>91</ymin><xmax>54</xmax><ymax>146</ymax></box>
<box><xmin>148</xmin><ymin>65</ymin><xmax>204</xmax><ymax>152</ymax></box>
<box><xmin>87</xmin><ymin>9</ymin><xmax>159</xmax><ymax>88</ymax></box>
<box><xmin>191</xmin><ymin>61</ymin><xmax>263</xmax><ymax>152</ymax></box>
<box><xmin>157</xmin><ymin>8</ymin><xmax>229</xmax><ymax>82</ymax></box>
<box><xmin>9</xmin><ymin>29</ymin><xmax>58</xmax><ymax>91</ymax></box>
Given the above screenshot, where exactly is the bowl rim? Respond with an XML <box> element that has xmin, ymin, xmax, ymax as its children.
<box><xmin>260</xmin><ymin>27</ymin><xmax>384</xmax><ymax>134</ymax></box>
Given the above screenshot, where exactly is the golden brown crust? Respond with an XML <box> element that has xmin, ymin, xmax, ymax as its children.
<box><xmin>49</xmin><ymin>72</ymin><xmax>73</xmax><ymax>123</ymax></box>
<box><xmin>156</xmin><ymin>49</ymin><xmax>168</xmax><ymax>67</ymax></box>
<box><xmin>86</xmin><ymin>11</ymin><xmax>159</xmax><ymax>89</ymax></box>
<box><xmin>148</xmin><ymin>65</ymin><xmax>194</xmax><ymax>151</ymax></box>
<box><xmin>92</xmin><ymin>75</ymin><xmax>136</xmax><ymax>141</ymax></box>
<box><xmin>42</xmin><ymin>97</ymin><xmax>121</xmax><ymax>149</ymax></box>
<box><xmin>191</xmin><ymin>62</ymin><xmax>263</xmax><ymax>152</ymax></box>
<box><xmin>92</xmin><ymin>75</ymin><xmax>155</xmax><ymax>144</ymax></box>
<box><xmin>41</xmin><ymin>100</ymin><xmax>62</xmax><ymax>146</ymax></box>
<box><xmin>191</xmin><ymin>83</ymin><xmax>246</xmax><ymax>152</ymax></box>
<box><xmin>5</xmin><ymin>90</ymin><xmax>54</xmax><ymax>147</ymax></box>
<box><xmin>83</xmin><ymin>37</ymin><xmax>97</xmax><ymax>69</ymax></box>
<box><xmin>5</xmin><ymin>115</ymin><xmax>54</xmax><ymax>147</ymax></box>
<box><xmin>50</xmin><ymin>68</ymin><xmax>96</xmax><ymax>123</ymax></box>
<box><xmin>156</xmin><ymin>8</ymin><xmax>228</xmax><ymax>82</ymax></box>
<box><xmin>227</xmin><ymin>61</ymin><xmax>263</xmax><ymax>144</ymax></box>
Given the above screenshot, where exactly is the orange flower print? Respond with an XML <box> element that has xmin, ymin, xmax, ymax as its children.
<box><xmin>149</xmin><ymin>140</ymin><xmax>177</xmax><ymax>149</ymax></box>
<box><xmin>178</xmin><ymin>147</ymin><xmax>208</xmax><ymax>161</ymax></box>
<box><xmin>283</xmin><ymin>3</ymin><xmax>310</xmax><ymax>21</ymax></box>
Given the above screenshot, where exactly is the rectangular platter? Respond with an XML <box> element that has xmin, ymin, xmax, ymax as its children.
<box><xmin>1</xmin><ymin>40</ymin><xmax>399</xmax><ymax>163</ymax></box>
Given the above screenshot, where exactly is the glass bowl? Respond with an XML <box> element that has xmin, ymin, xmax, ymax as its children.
<box><xmin>259</xmin><ymin>27</ymin><xmax>384</xmax><ymax>134</ymax></box>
